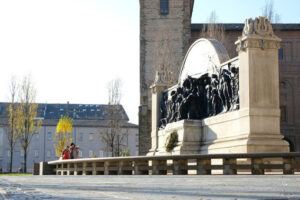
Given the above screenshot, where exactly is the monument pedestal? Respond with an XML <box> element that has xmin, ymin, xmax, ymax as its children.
<box><xmin>200</xmin><ymin>109</ymin><xmax>289</xmax><ymax>154</ymax></box>
<box><xmin>155</xmin><ymin>109</ymin><xmax>288</xmax><ymax>156</ymax></box>
<box><xmin>156</xmin><ymin>120</ymin><xmax>202</xmax><ymax>155</ymax></box>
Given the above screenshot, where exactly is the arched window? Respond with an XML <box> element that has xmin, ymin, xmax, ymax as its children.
<box><xmin>160</xmin><ymin>0</ymin><xmax>169</xmax><ymax>14</ymax></box>
<box><xmin>89</xmin><ymin>150</ymin><xmax>93</xmax><ymax>157</ymax></box>
<box><xmin>278</xmin><ymin>47</ymin><xmax>283</xmax><ymax>60</ymax></box>
<box><xmin>284</xmin><ymin>137</ymin><xmax>295</xmax><ymax>152</ymax></box>
<box><xmin>280</xmin><ymin>106</ymin><xmax>287</xmax><ymax>122</ymax></box>
<box><xmin>89</xmin><ymin>133</ymin><xmax>94</xmax><ymax>141</ymax></box>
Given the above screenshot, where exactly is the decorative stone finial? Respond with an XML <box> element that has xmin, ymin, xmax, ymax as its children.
<box><xmin>235</xmin><ymin>16</ymin><xmax>281</xmax><ymax>51</ymax></box>
<box><xmin>242</xmin><ymin>16</ymin><xmax>274</xmax><ymax>38</ymax></box>
<box><xmin>154</xmin><ymin>71</ymin><xmax>163</xmax><ymax>84</ymax></box>
<box><xmin>153</xmin><ymin>68</ymin><xmax>175</xmax><ymax>85</ymax></box>
<box><xmin>151</xmin><ymin>70</ymin><xmax>172</xmax><ymax>93</ymax></box>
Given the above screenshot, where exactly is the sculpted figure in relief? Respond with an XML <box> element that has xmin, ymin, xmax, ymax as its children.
<box><xmin>159</xmin><ymin>62</ymin><xmax>240</xmax><ymax>129</ymax></box>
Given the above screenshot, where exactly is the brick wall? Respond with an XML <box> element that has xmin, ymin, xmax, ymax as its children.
<box><xmin>139</xmin><ymin>0</ymin><xmax>193</xmax><ymax>155</ymax></box>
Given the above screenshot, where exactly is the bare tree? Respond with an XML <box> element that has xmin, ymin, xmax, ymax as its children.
<box><xmin>5</xmin><ymin>76</ymin><xmax>20</xmax><ymax>172</ymax></box>
<box><xmin>262</xmin><ymin>0</ymin><xmax>280</xmax><ymax>23</ymax></box>
<box><xmin>16</xmin><ymin>75</ymin><xmax>41</xmax><ymax>173</ymax></box>
<box><xmin>201</xmin><ymin>11</ymin><xmax>226</xmax><ymax>46</ymax></box>
<box><xmin>154</xmin><ymin>28</ymin><xmax>176</xmax><ymax>85</ymax></box>
<box><xmin>262</xmin><ymin>0</ymin><xmax>281</xmax><ymax>35</ymax></box>
<box><xmin>100</xmin><ymin>78</ymin><xmax>127</xmax><ymax>157</ymax></box>
<box><xmin>108</xmin><ymin>78</ymin><xmax>122</xmax><ymax>105</ymax></box>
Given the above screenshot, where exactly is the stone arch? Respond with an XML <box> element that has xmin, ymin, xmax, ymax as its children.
<box><xmin>279</xmin><ymin>79</ymin><xmax>294</xmax><ymax>124</ymax></box>
<box><xmin>283</xmin><ymin>136</ymin><xmax>295</xmax><ymax>152</ymax></box>
<box><xmin>178</xmin><ymin>38</ymin><xmax>229</xmax><ymax>85</ymax></box>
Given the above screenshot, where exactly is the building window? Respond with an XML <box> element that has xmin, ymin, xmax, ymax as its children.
<box><xmin>89</xmin><ymin>133</ymin><xmax>94</xmax><ymax>141</ymax></box>
<box><xmin>99</xmin><ymin>150</ymin><xmax>104</xmax><ymax>157</ymax></box>
<box><xmin>160</xmin><ymin>0</ymin><xmax>169</xmax><ymax>14</ymax></box>
<box><xmin>0</xmin><ymin>130</ymin><xmax>3</xmax><ymax>146</ymax></box>
<box><xmin>89</xmin><ymin>150</ymin><xmax>93</xmax><ymax>157</ymax></box>
<box><xmin>47</xmin><ymin>150</ymin><xmax>51</xmax><ymax>157</ymax></box>
<box><xmin>136</xmin><ymin>133</ymin><xmax>139</xmax><ymax>141</ymax></box>
<box><xmin>279</xmin><ymin>48</ymin><xmax>283</xmax><ymax>60</ymax></box>
<box><xmin>34</xmin><ymin>150</ymin><xmax>39</xmax><ymax>158</ymax></box>
<box><xmin>126</xmin><ymin>134</ymin><xmax>129</xmax><ymax>146</ymax></box>
<box><xmin>47</xmin><ymin>132</ymin><xmax>52</xmax><ymax>140</ymax></box>
<box><xmin>280</xmin><ymin>106</ymin><xmax>287</xmax><ymax>122</ymax></box>
<box><xmin>79</xmin><ymin>133</ymin><xmax>83</xmax><ymax>141</ymax></box>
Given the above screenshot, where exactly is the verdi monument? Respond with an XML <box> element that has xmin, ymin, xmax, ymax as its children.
<box><xmin>148</xmin><ymin>16</ymin><xmax>289</xmax><ymax>155</ymax></box>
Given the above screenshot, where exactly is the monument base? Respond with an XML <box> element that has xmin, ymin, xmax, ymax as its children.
<box><xmin>156</xmin><ymin>120</ymin><xmax>202</xmax><ymax>155</ymax></box>
<box><xmin>200</xmin><ymin>109</ymin><xmax>289</xmax><ymax>154</ymax></box>
<box><xmin>153</xmin><ymin>110</ymin><xmax>289</xmax><ymax>155</ymax></box>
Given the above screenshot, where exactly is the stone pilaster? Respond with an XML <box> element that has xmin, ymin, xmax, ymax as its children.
<box><xmin>74</xmin><ymin>163</ymin><xmax>78</xmax><ymax>175</ymax></box>
<box><xmin>92</xmin><ymin>162</ymin><xmax>97</xmax><ymax>175</ymax></box>
<box><xmin>148</xmin><ymin>72</ymin><xmax>168</xmax><ymax>155</ymax></box>
<box><xmin>104</xmin><ymin>161</ymin><xmax>109</xmax><ymax>175</ymax></box>
<box><xmin>235</xmin><ymin>16</ymin><xmax>289</xmax><ymax>153</ymax></box>
<box><xmin>39</xmin><ymin>162</ymin><xmax>56</xmax><ymax>175</ymax></box>
<box><xmin>82</xmin><ymin>162</ymin><xmax>87</xmax><ymax>175</ymax></box>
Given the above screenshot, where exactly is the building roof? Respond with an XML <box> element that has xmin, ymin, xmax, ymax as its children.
<box><xmin>191</xmin><ymin>23</ymin><xmax>300</xmax><ymax>32</ymax></box>
<box><xmin>0</xmin><ymin>103</ymin><xmax>137</xmax><ymax>128</ymax></box>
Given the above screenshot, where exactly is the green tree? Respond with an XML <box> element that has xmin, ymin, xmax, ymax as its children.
<box><xmin>54</xmin><ymin>116</ymin><xmax>73</xmax><ymax>158</ymax></box>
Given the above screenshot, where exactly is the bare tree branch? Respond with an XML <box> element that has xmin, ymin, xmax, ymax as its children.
<box><xmin>100</xmin><ymin>78</ymin><xmax>127</xmax><ymax>157</ymax></box>
<box><xmin>262</xmin><ymin>0</ymin><xmax>280</xmax><ymax>23</ymax></box>
<box><xmin>201</xmin><ymin>11</ymin><xmax>226</xmax><ymax>46</ymax></box>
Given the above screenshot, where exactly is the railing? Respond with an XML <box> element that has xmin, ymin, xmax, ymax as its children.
<box><xmin>47</xmin><ymin>152</ymin><xmax>300</xmax><ymax>175</ymax></box>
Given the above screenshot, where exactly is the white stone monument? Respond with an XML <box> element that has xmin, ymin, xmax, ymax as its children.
<box><xmin>149</xmin><ymin>17</ymin><xmax>289</xmax><ymax>155</ymax></box>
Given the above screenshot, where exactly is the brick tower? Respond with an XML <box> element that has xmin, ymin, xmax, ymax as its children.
<box><xmin>139</xmin><ymin>0</ymin><xmax>194</xmax><ymax>155</ymax></box>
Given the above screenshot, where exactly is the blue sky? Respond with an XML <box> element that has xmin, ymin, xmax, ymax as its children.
<box><xmin>192</xmin><ymin>0</ymin><xmax>300</xmax><ymax>23</ymax></box>
<box><xmin>0</xmin><ymin>0</ymin><xmax>298</xmax><ymax>124</ymax></box>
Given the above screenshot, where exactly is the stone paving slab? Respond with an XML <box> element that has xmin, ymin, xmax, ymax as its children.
<box><xmin>0</xmin><ymin>175</ymin><xmax>300</xmax><ymax>200</ymax></box>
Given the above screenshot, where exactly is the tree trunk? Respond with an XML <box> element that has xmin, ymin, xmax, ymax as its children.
<box><xmin>24</xmin><ymin>150</ymin><xmax>27</xmax><ymax>173</ymax></box>
<box><xmin>9</xmin><ymin>149</ymin><xmax>13</xmax><ymax>173</ymax></box>
<box><xmin>117</xmin><ymin>135</ymin><xmax>120</xmax><ymax>157</ymax></box>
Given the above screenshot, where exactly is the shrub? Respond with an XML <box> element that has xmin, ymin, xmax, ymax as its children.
<box><xmin>166</xmin><ymin>132</ymin><xmax>178</xmax><ymax>152</ymax></box>
<box><xmin>120</xmin><ymin>149</ymin><xmax>131</xmax><ymax>157</ymax></box>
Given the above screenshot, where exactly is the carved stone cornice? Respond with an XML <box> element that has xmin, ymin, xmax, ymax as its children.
<box><xmin>150</xmin><ymin>83</ymin><xmax>169</xmax><ymax>94</ymax></box>
<box><xmin>236</xmin><ymin>37</ymin><xmax>281</xmax><ymax>51</ymax></box>
<box><xmin>235</xmin><ymin>16</ymin><xmax>281</xmax><ymax>51</ymax></box>
<box><xmin>150</xmin><ymin>71</ymin><xmax>174</xmax><ymax>94</ymax></box>
<box><xmin>153</xmin><ymin>70</ymin><xmax>175</xmax><ymax>85</ymax></box>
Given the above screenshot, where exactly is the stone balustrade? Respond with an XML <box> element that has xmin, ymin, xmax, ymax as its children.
<box><xmin>45</xmin><ymin>152</ymin><xmax>300</xmax><ymax>176</ymax></box>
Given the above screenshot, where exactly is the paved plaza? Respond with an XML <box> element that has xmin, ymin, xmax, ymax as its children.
<box><xmin>0</xmin><ymin>175</ymin><xmax>300</xmax><ymax>200</ymax></box>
